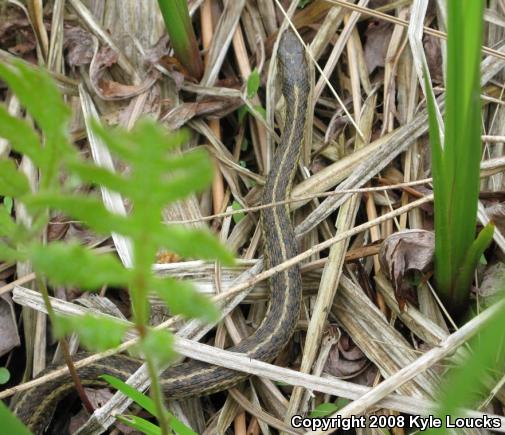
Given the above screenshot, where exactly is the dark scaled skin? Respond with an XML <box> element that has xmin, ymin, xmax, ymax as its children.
<box><xmin>14</xmin><ymin>28</ymin><xmax>310</xmax><ymax>434</ymax></box>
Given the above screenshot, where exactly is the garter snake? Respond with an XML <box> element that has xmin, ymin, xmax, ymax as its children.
<box><xmin>13</xmin><ymin>28</ymin><xmax>310</xmax><ymax>434</ymax></box>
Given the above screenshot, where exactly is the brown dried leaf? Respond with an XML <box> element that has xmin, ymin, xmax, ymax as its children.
<box><xmin>486</xmin><ymin>202</ymin><xmax>505</xmax><ymax>235</ymax></box>
<box><xmin>324</xmin><ymin>334</ymin><xmax>369</xmax><ymax>379</ymax></box>
<box><xmin>0</xmin><ymin>16</ymin><xmax>37</xmax><ymax>56</ymax></box>
<box><xmin>117</xmin><ymin>85</ymin><xmax>162</xmax><ymax>126</ymax></box>
<box><xmin>158</xmin><ymin>56</ymin><xmax>192</xmax><ymax>88</ymax></box>
<box><xmin>475</xmin><ymin>262</ymin><xmax>505</xmax><ymax>299</ymax></box>
<box><xmin>48</xmin><ymin>213</ymin><xmax>70</xmax><ymax>242</ymax></box>
<box><xmin>63</xmin><ymin>222</ymin><xmax>109</xmax><ymax>247</ymax></box>
<box><xmin>68</xmin><ymin>388</ymin><xmax>115</xmax><ymax>434</ymax></box>
<box><xmin>364</xmin><ymin>21</ymin><xmax>393</xmax><ymax>73</ymax></box>
<box><xmin>424</xmin><ymin>33</ymin><xmax>443</xmax><ymax>83</ymax></box>
<box><xmin>143</xmin><ymin>35</ymin><xmax>170</xmax><ymax>66</ymax></box>
<box><xmin>89</xmin><ymin>46</ymin><xmax>158</xmax><ymax>101</ymax></box>
<box><xmin>63</xmin><ymin>25</ymin><xmax>94</xmax><ymax>67</ymax></box>
<box><xmin>379</xmin><ymin>229</ymin><xmax>435</xmax><ymax>308</ymax></box>
<box><xmin>0</xmin><ymin>293</ymin><xmax>20</xmax><ymax>357</ymax></box>
<box><xmin>162</xmin><ymin>97</ymin><xmax>243</xmax><ymax>130</ymax></box>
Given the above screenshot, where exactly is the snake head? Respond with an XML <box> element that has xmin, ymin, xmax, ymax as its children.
<box><xmin>277</xmin><ymin>28</ymin><xmax>309</xmax><ymax>95</ymax></box>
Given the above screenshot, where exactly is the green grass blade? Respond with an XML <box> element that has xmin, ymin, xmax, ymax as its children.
<box><xmin>101</xmin><ymin>374</ymin><xmax>157</xmax><ymax>416</ymax></box>
<box><xmin>116</xmin><ymin>415</ymin><xmax>161</xmax><ymax>435</ymax></box>
<box><xmin>432</xmin><ymin>0</ymin><xmax>485</xmax><ymax>314</ymax></box>
<box><xmin>157</xmin><ymin>0</ymin><xmax>203</xmax><ymax>79</ymax></box>
<box><xmin>454</xmin><ymin>223</ymin><xmax>495</xmax><ymax>308</ymax></box>
<box><xmin>424</xmin><ymin>67</ymin><xmax>451</xmax><ymax>295</ymax></box>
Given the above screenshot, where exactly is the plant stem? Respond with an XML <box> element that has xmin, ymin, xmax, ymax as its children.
<box><xmin>37</xmin><ymin>276</ymin><xmax>94</xmax><ymax>414</ymax></box>
<box><xmin>131</xmin><ymin>235</ymin><xmax>170</xmax><ymax>434</ymax></box>
<box><xmin>144</xmin><ymin>353</ymin><xmax>170</xmax><ymax>435</ymax></box>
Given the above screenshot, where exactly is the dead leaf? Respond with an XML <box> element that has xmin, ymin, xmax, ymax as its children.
<box><xmin>265</xmin><ymin>1</ymin><xmax>332</xmax><ymax>54</ymax></box>
<box><xmin>162</xmin><ymin>97</ymin><xmax>243</xmax><ymax>130</ymax></box>
<box><xmin>0</xmin><ymin>293</ymin><xmax>20</xmax><ymax>357</ymax></box>
<box><xmin>324</xmin><ymin>334</ymin><xmax>369</xmax><ymax>379</ymax></box>
<box><xmin>475</xmin><ymin>262</ymin><xmax>505</xmax><ymax>299</ymax></box>
<box><xmin>89</xmin><ymin>46</ymin><xmax>158</xmax><ymax>101</ymax></box>
<box><xmin>486</xmin><ymin>202</ymin><xmax>505</xmax><ymax>234</ymax></box>
<box><xmin>379</xmin><ymin>229</ymin><xmax>435</xmax><ymax>309</ymax></box>
<box><xmin>63</xmin><ymin>222</ymin><xmax>109</xmax><ymax>247</ymax></box>
<box><xmin>158</xmin><ymin>56</ymin><xmax>192</xmax><ymax>89</ymax></box>
<box><xmin>324</xmin><ymin>113</ymin><xmax>347</xmax><ymax>145</ymax></box>
<box><xmin>0</xmin><ymin>16</ymin><xmax>37</xmax><ymax>56</ymax></box>
<box><xmin>68</xmin><ymin>388</ymin><xmax>115</xmax><ymax>433</ymax></box>
<box><xmin>143</xmin><ymin>34</ymin><xmax>170</xmax><ymax>66</ymax></box>
<box><xmin>48</xmin><ymin>213</ymin><xmax>70</xmax><ymax>242</ymax></box>
<box><xmin>63</xmin><ymin>25</ymin><xmax>94</xmax><ymax>67</ymax></box>
<box><xmin>364</xmin><ymin>21</ymin><xmax>393</xmax><ymax>73</ymax></box>
<box><xmin>8</xmin><ymin>41</ymin><xmax>37</xmax><ymax>56</ymax></box>
<box><xmin>479</xmin><ymin>191</ymin><xmax>505</xmax><ymax>201</ymax></box>
<box><xmin>424</xmin><ymin>33</ymin><xmax>443</xmax><ymax>83</ymax></box>
<box><xmin>118</xmin><ymin>85</ymin><xmax>161</xmax><ymax>127</ymax></box>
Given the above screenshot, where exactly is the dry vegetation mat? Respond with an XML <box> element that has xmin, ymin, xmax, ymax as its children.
<box><xmin>1</xmin><ymin>0</ymin><xmax>505</xmax><ymax>434</ymax></box>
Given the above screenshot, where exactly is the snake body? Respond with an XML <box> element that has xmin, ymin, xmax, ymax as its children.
<box><xmin>14</xmin><ymin>28</ymin><xmax>310</xmax><ymax>434</ymax></box>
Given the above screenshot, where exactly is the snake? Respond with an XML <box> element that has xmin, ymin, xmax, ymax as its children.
<box><xmin>12</xmin><ymin>28</ymin><xmax>310</xmax><ymax>434</ymax></box>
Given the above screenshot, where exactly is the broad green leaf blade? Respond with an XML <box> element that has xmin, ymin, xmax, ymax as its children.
<box><xmin>0</xmin><ymin>205</ymin><xmax>18</xmax><ymax>237</ymax></box>
<box><xmin>150</xmin><ymin>277</ymin><xmax>219</xmax><ymax>322</ymax></box>
<box><xmin>136</xmin><ymin>329</ymin><xmax>175</xmax><ymax>368</ymax></box>
<box><xmin>91</xmin><ymin>119</ymin><xmax>211</xmax><ymax>205</ymax></box>
<box><xmin>30</xmin><ymin>242</ymin><xmax>131</xmax><ymax>289</ymax></box>
<box><xmin>309</xmin><ymin>398</ymin><xmax>350</xmax><ymax>418</ymax></box>
<box><xmin>128</xmin><ymin>119</ymin><xmax>189</xmax><ymax>155</ymax></box>
<box><xmin>54</xmin><ymin>314</ymin><xmax>130</xmax><ymax>352</ymax></box>
<box><xmin>24</xmin><ymin>194</ymin><xmax>135</xmax><ymax>237</ymax></box>
<box><xmin>247</xmin><ymin>69</ymin><xmax>260</xmax><ymax>98</ymax></box>
<box><xmin>101</xmin><ymin>374</ymin><xmax>157</xmax><ymax>416</ymax></box>
<box><xmin>0</xmin><ymin>367</ymin><xmax>10</xmax><ymax>384</ymax></box>
<box><xmin>0</xmin><ymin>61</ymin><xmax>75</xmax><ymax>186</ymax></box>
<box><xmin>116</xmin><ymin>415</ymin><xmax>161</xmax><ymax>435</ymax></box>
<box><xmin>309</xmin><ymin>402</ymin><xmax>340</xmax><ymax>418</ymax></box>
<box><xmin>0</xmin><ymin>401</ymin><xmax>32</xmax><ymax>435</ymax></box>
<box><xmin>91</xmin><ymin>118</ymin><xmax>189</xmax><ymax>166</ymax></box>
<box><xmin>0</xmin><ymin>61</ymin><xmax>70</xmax><ymax>140</ymax></box>
<box><xmin>0</xmin><ymin>104</ymin><xmax>44</xmax><ymax>167</ymax></box>
<box><xmin>3</xmin><ymin>197</ymin><xmax>13</xmax><ymax>213</ymax></box>
<box><xmin>94</xmin><ymin>117</ymin><xmax>189</xmax><ymax>170</ymax></box>
<box><xmin>157</xmin><ymin>226</ymin><xmax>234</xmax><ymax>265</ymax></box>
<box><xmin>89</xmin><ymin>119</ymin><xmax>136</xmax><ymax>162</ymax></box>
<box><xmin>131</xmin><ymin>148</ymin><xmax>213</xmax><ymax>207</ymax></box>
<box><xmin>160</xmin><ymin>149</ymin><xmax>213</xmax><ymax>173</ymax></box>
<box><xmin>232</xmin><ymin>200</ymin><xmax>245</xmax><ymax>224</ymax></box>
<box><xmin>66</xmin><ymin>160</ymin><xmax>130</xmax><ymax>195</ymax></box>
<box><xmin>0</xmin><ymin>159</ymin><xmax>30</xmax><ymax>197</ymax></box>
<box><xmin>155</xmin><ymin>153</ymin><xmax>213</xmax><ymax>204</ymax></box>
<box><xmin>0</xmin><ymin>242</ymin><xmax>24</xmax><ymax>262</ymax></box>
